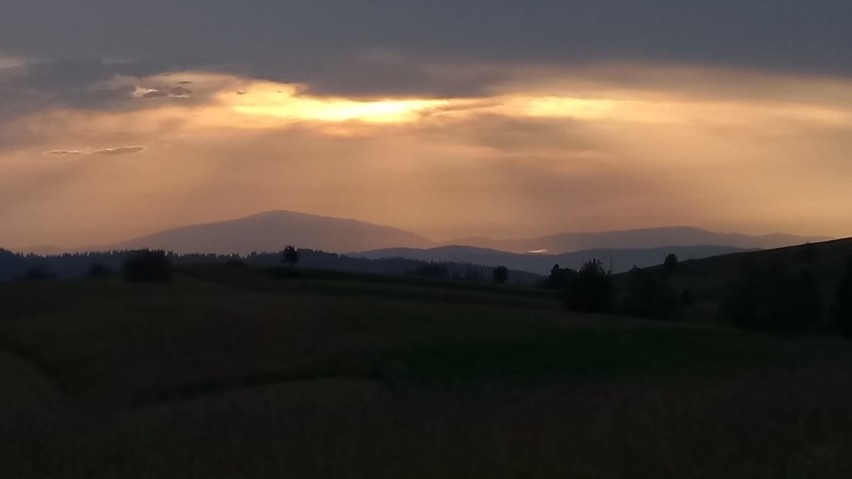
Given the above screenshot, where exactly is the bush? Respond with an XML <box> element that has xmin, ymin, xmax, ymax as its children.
<box><xmin>122</xmin><ymin>250</ymin><xmax>173</xmax><ymax>283</ymax></box>
<box><xmin>561</xmin><ymin>259</ymin><xmax>613</xmax><ymax>313</ymax></box>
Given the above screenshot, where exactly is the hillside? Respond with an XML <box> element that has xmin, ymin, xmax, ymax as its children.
<box><xmin>449</xmin><ymin>226</ymin><xmax>829</xmax><ymax>254</ymax></box>
<box><xmin>3</xmin><ymin>264</ymin><xmax>852</xmax><ymax>478</ymax></box>
<box><xmin>625</xmin><ymin>237</ymin><xmax>852</xmax><ymax>322</ymax></box>
<box><xmin>354</xmin><ymin>244</ymin><xmax>747</xmax><ymax>275</ymax></box>
<box><xmin>102</xmin><ymin>211</ymin><xmax>434</xmax><ymax>254</ymax></box>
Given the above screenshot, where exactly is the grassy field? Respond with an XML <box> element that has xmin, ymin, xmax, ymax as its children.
<box><xmin>2</xmin><ymin>265</ymin><xmax>852</xmax><ymax>478</ymax></box>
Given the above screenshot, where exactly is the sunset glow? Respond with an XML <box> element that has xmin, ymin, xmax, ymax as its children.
<box><xmin>3</xmin><ymin>62</ymin><xmax>852</xmax><ymax>247</ymax></box>
<box><xmin>224</xmin><ymin>83</ymin><xmax>452</xmax><ymax>124</ymax></box>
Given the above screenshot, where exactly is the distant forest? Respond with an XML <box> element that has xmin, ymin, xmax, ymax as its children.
<box><xmin>0</xmin><ymin>248</ymin><xmax>543</xmax><ymax>285</ymax></box>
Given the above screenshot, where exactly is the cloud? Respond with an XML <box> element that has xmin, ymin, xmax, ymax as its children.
<box><xmin>44</xmin><ymin>149</ymin><xmax>85</xmax><ymax>156</ymax></box>
<box><xmin>0</xmin><ymin>1</ymin><xmax>851</xmax><ymax>99</ymax></box>
<box><xmin>3</xmin><ymin>58</ymin><xmax>852</xmax><ymax>247</ymax></box>
<box><xmin>21</xmin><ymin>58</ymin><xmax>154</xmax><ymax>89</ymax></box>
<box><xmin>43</xmin><ymin>145</ymin><xmax>146</xmax><ymax>156</ymax></box>
<box><xmin>134</xmin><ymin>86</ymin><xmax>192</xmax><ymax>99</ymax></box>
<box><xmin>92</xmin><ymin>145</ymin><xmax>146</xmax><ymax>155</ymax></box>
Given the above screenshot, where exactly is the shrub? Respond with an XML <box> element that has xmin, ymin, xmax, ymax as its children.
<box><xmin>122</xmin><ymin>250</ymin><xmax>173</xmax><ymax>283</ymax></box>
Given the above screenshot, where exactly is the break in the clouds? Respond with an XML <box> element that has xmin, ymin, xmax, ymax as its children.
<box><xmin>1</xmin><ymin>1</ymin><xmax>851</xmax><ymax>248</ymax></box>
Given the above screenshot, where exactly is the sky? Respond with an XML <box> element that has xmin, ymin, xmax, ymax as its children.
<box><xmin>1</xmin><ymin>1</ymin><xmax>852</xmax><ymax>248</ymax></box>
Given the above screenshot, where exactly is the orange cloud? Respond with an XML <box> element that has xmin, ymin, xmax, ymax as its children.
<box><xmin>2</xmin><ymin>64</ymin><xmax>852</xmax><ymax>248</ymax></box>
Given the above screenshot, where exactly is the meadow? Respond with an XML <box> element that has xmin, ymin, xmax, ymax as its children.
<box><xmin>2</xmin><ymin>264</ymin><xmax>852</xmax><ymax>478</ymax></box>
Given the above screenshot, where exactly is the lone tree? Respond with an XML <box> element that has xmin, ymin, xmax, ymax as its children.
<box><xmin>663</xmin><ymin>254</ymin><xmax>679</xmax><ymax>276</ymax></box>
<box><xmin>493</xmin><ymin>266</ymin><xmax>509</xmax><ymax>285</ymax></box>
<box><xmin>282</xmin><ymin>246</ymin><xmax>300</xmax><ymax>267</ymax></box>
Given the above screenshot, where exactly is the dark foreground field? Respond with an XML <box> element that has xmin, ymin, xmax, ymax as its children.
<box><xmin>2</xmin><ymin>265</ymin><xmax>852</xmax><ymax>478</ymax></box>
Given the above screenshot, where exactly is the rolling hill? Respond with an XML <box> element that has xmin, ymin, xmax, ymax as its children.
<box><xmin>353</xmin><ymin>244</ymin><xmax>747</xmax><ymax>275</ymax></box>
<box><xmin>26</xmin><ymin>211</ymin><xmax>828</xmax><ymax>261</ymax></box>
<box><xmin>642</xmin><ymin>237</ymin><xmax>852</xmax><ymax>298</ymax></box>
<box><xmin>101</xmin><ymin>211</ymin><xmax>434</xmax><ymax>254</ymax></box>
<box><xmin>448</xmin><ymin>227</ymin><xmax>829</xmax><ymax>254</ymax></box>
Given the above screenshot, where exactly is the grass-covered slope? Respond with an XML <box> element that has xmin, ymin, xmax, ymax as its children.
<box><xmin>2</xmin><ymin>265</ymin><xmax>852</xmax><ymax>478</ymax></box>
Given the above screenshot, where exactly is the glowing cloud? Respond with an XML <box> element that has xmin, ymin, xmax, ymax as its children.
<box><xmin>4</xmin><ymin>63</ymin><xmax>852</xmax><ymax>248</ymax></box>
<box><xmin>223</xmin><ymin>83</ymin><xmax>453</xmax><ymax>124</ymax></box>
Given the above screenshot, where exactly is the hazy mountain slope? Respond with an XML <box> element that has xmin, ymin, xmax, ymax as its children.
<box><xmin>104</xmin><ymin>211</ymin><xmax>434</xmax><ymax>254</ymax></box>
<box><xmin>353</xmin><ymin>245</ymin><xmax>747</xmax><ymax>275</ymax></box>
<box><xmin>448</xmin><ymin>227</ymin><xmax>829</xmax><ymax>254</ymax></box>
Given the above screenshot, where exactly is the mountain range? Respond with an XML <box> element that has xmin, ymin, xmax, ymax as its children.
<box><xmin>99</xmin><ymin>210</ymin><xmax>433</xmax><ymax>254</ymax></box>
<box><xmin>16</xmin><ymin>210</ymin><xmax>830</xmax><ymax>260</ymax></box>
<box><xmin>447</xmin><ymin>227</ymin><xmax>830</xmax><ymax>253</ymax></box>
<box><xmin>351</xmin><ymin>245</ymin><xmax>747</xmax><ymax>275</ymax></box>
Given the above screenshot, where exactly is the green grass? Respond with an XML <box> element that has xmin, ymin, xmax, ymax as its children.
<box><xmin>2</xmin><ymin>266</ymin><xmax>852</xmax><ymax>478</ymax></box>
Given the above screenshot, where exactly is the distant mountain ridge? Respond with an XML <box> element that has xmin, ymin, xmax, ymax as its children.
<box><xmin>448</xmin><ymin>226</ymin><xmax>830</xmax><ymax>253</ymax></box>
<box><xmin>14</xmin><ymin>211</ymin><xmax>829</xmax><ymax>257</ymax></box>
<box><xmin>353</xmin><ymin>244</ymin><xmax>748</xmax><ymax>275</ymax></box>
<box><xmin>100</xmin><ymin>210</ymin><xmax>433</xmax><ymax>254</ymax></box>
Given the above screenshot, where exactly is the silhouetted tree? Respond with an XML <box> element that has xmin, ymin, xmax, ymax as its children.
<box><xmin>493</xmin><ymin>266</ymin><xmax>509</xmax><ymax>285</ymax></box>
<box><xmin>544</xmin><ymin>264</ymin><xmax>575</xmax><ymax>290</ymax></box>
<box><xmin>663</xmin><ymin>254</ymin><xmax>679</xmax><ymax>276</ymax></box>
<box><xmin>562</xmin><ymin>259</ymin><xmax>613</xmax><ymax>313</ymax></box>
<box><xmin>282</xmin><ymin>246</ymin><xmax>300</xmax><ymax>267</ymax></box>
<box><xmin>122</xmin><ymin>250</ymin><xmax>173</xmax><ymax>283</ymax></box>
<box><xmin>834</xmin><ymin>257</ymin><xmax>852</xmax><ymax>337</ymax></box>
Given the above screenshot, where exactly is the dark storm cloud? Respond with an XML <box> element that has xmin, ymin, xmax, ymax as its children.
<box><xmin>22</xmin><ymin>58</ymin><xmax>154</xmax><ymax>89</ymax></box>
<box><xmin>0</xmin><ymin>57</ymin><xmax>197</xmax><ymax>148</ymax></box>
<box><xmin>0</xmin><ymin>59</ymin><xmax>149</xmax><ymax>122</ymax></box>
<box><xmin>1</xmin><ymin>0</ymin><xmax>850</xmax><ymax>98</ymax></box>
